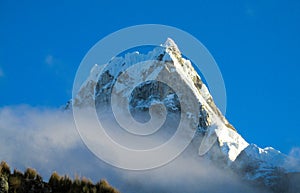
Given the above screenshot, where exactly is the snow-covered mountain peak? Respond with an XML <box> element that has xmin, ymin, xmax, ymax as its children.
<box><xmin>162</xmin><ymin>37</ymin><xmax>178</xmax><ymax>48</ymax></box>
<box><xmin>162</xmin><ymin>38</ymin><xmax>181</xmax><ymax>55</ymax></box>
<box><xmin>72</xmin><ymin>38</ymin><xmax>300</xmax><ymax>192</ymax></box>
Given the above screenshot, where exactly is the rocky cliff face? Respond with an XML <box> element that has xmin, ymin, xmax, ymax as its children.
<box><xmin>72</xmin><ymin>38</ymin><xmax>300</xmax><ymax>192</ymax></box>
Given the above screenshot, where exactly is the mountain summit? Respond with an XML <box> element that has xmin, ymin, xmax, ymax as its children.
<box><xmin>72</xmin><ymin>38</ymin><xmax>300</xmax><ymax>192</ymax></box>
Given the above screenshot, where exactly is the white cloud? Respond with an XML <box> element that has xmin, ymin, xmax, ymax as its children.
<box><xmin>283</xmin><ymin>147</ymin><xmax>300</xmax><ymax>171</ymax></box>
<box><xmin>121</xmin><ymin>155</ymin><xmax>271</xmax><ymax>193</ymax></box>
<box><xmin>0</xmin><ymin>106</ymin><xmax>81</xmax><ymax>172</ymax></box>
<box><xmin>45</xmin><ymin>55</ymin><xmax>54</xmax><ymax>66</ymax></box>
<box><xmin>243</xmin><ymin>3</ymin><xmax>256</xmax><ymax>18</ymax></box>
<box><xmin>0</xmin><ymin>67</ymin><xmax>4</xmax><ymax>77</ymax></box>
<box><xmin>289</xmin><ymin>147</ymin><xmax>300</xmax><ymax>159</ymax></box>
<box><xmin>0</xmin><ymin>105</ymin><xmax>271</xmax><ymax>193</ymax></box>
<box><xmin>245</xmin><ymin>7</ymin><xmax>255</xmax><ymax>16</ymax></box>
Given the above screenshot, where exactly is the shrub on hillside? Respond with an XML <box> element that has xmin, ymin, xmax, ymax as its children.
<box><xmin>0</xmin><ymin>161</ymin><xmax>121</xmax><ymax>193</ymax></box>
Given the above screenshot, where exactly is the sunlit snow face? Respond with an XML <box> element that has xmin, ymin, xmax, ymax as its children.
<box><xmin>74</xmin><ymin>59</ymin><xmax>201</xmax><ymax>170</ymax></box>
<box><xmin>72</xmin><ymin>24</ymin><xmax>228</xmax><ymax>170</ymax></box>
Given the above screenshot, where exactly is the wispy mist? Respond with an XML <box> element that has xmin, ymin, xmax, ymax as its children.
<box><xmin>0</xmin><ymin>105</ymin><xmax>271</xmax><ymax>193</ymax></box>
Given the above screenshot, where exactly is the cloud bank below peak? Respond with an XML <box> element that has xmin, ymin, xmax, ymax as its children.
<box><xmin>0</xmin><ymin>105</ymin><xmax>271</xmax><ymax>193</ymax></box>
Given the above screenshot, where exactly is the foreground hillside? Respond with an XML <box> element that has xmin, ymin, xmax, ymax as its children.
<box><xmin>0</xmin><ymin>161</ymin><xmax>119</xmax><ymax>193</ymax></box>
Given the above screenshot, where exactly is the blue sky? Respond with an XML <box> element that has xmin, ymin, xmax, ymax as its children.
<box><xmin>0</xmin><ymin>0</ymin><xmax>299</xmax><ymax>155</ymax></box>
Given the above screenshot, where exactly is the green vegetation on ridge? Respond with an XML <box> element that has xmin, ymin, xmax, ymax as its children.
<box><xmin>0</xmin><ymin>161</ymin><xmax>119</xmax><ymax>193</ymax></box>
